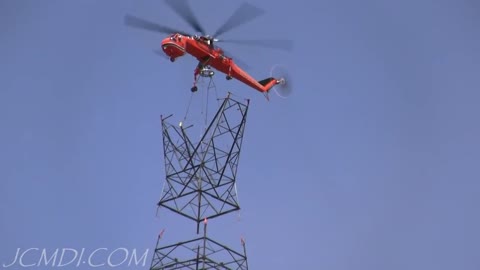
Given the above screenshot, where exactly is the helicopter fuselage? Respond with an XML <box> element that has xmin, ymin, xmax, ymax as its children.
<box><xmin>161</xmin><ymin>33</ymin><xmax>278</xmax><ymax>93</ymax></box>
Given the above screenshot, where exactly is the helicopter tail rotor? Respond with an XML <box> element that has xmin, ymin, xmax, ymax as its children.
<box><xmin>270</xmin><ymin>64</ymin><xmax>292</xmax><ymax>99</ymax></box>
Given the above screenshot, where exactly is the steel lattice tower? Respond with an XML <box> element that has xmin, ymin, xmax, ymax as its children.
<box><xmin>150</xmin><ymin>93</ymin><xmax>249</xmax><ymax>269</ymax></box>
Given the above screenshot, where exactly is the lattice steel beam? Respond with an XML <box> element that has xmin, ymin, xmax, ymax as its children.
<box><xmin>150</xmin><ymin>220</ymin><xmax>248</xmax><ymax>270</ymax></box>
<box><xmin>158</xmin><ymin>94</ymin><xmax>249</xmax><ymax>232</ymax></box>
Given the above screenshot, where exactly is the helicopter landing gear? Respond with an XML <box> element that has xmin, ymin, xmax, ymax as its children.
<box><xmin>226</xmin><ymin>65</ymin><xmax>233</xmax><ymax>80</ymax></box>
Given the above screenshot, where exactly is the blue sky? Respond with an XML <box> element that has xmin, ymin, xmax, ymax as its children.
<box><xmin>1</xmin><ymin>0</ymin><xmax>480</xmax><ymax>269</ymax></box>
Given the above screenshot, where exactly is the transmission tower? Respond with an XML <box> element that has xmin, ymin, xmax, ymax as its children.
<box><xmin>150</xmin><ymin>78</ymin><xmax>250</xmax><ymax>269</ymax></box>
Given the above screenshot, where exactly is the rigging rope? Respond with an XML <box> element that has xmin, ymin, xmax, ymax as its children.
<box><xmin>183</xmin><ymin>92</ymin><xmax>194</xmax><ymax>123</ymax></box>
<box><xmin>182</xmin><ymin>74</ymin><xmax>220</xmax><ymax>136</ymax></box>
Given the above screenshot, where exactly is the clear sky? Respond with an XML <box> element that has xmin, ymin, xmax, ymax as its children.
<box><xmin>1</xmin><ymin>0</ymin><xmax>480</xmax><ymax>269</ymax></box>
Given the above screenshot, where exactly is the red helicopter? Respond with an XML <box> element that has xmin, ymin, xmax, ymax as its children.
<box><xmin>125</xmin><ymin>0</ymin><xmax>292</xmax><ymax>95</ymax></box>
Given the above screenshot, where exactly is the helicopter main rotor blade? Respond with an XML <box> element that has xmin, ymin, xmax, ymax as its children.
<box><xmin>213</xmin><ymin>2</ymin><xmax>265</xmax><ymax>38</ymax></box>
<box><xmin>221</xmin><ymin>48</ymin><xmax>251</xmax><ymax>70</ymax></box>
<box><xmin>153</xmin><ymin>49</ymin><xmax>170</xmax><ymax>60</ymax></box>
<box><xmin>164</xmin><ymin>0</ymin><xmax>205</xmax><ymax>35</ymax></box>
<box><xmin>218</xmin><ymin>39</ymin><xmax>294</xmax><ymax>52</ymax></box>
<box><xmin>124</xmin><ymin>14</ymin><xmax>190</xmax><ymax>36</ymax></box>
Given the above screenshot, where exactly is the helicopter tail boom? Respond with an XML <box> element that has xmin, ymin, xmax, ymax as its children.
<box><xmin>256</xmin><ymin>77</ymin><xmax>280</xmax><ymax>93</ymax></box>
<box><xmin>258</xmin><ymin>77</ymin><xmax>276</xmax><ymax>87</ymax></box>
